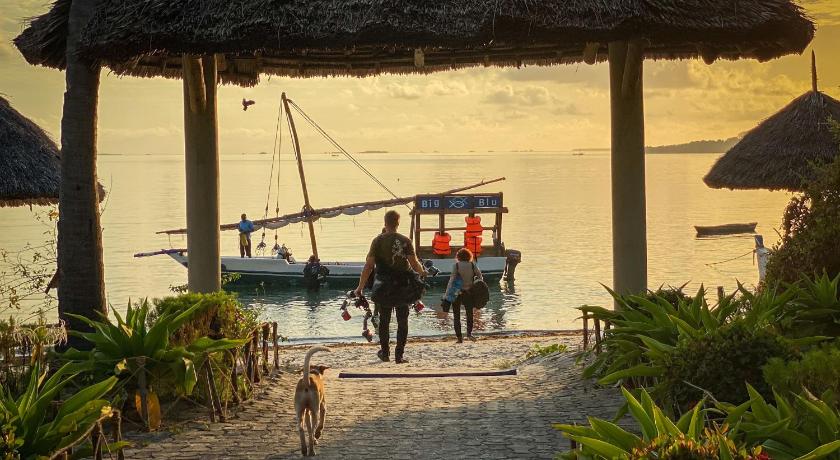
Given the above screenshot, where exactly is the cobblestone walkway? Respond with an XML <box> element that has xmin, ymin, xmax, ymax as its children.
<box><xmin>124</xmin><ymin>336</ymin><xmax>623</xmax><ymax>459</ymax></box>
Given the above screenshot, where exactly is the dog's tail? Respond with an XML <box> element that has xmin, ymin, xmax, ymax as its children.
<box><xmin>302</xmin><ymin>346</ymin><xmax>331</xmax><ymax>387</ymax></box>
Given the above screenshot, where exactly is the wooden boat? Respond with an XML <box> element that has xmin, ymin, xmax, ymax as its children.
<box><xmin>137</xmin><ymin>93</ymin><xmax>521</xmax><ymax>287</ymax></box>
<box><xmin>694</xmin><ymin>222</ymin><xmax>757</xmax><ymax>237</ymax></box>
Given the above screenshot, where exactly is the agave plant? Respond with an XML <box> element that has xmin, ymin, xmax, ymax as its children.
<box><xmin>719</xmin><ymin>384</ymin><xmax>840</xmax><ymax>460</ymax></box>
<box><xmin>781</xmin><ymin>273</ymin><xmax>840</xmax><ymax>338</ymax></box>
<box><xmin>580</xmin><ymin>285</ymin><xmax>740</xmax><ymax>387</ymax></box>
<box><xmin>554</xmin><ymin>387</ymin><xmax>757</xmax><ymax>459</ymax></box>
<box><xmin>0</xmin><ymin>362</ymin><xmax>119</xmax><ymax>460</ymax></box>
<box><xmin>61</xmin><ymin>299</ymin><xmax>247</xmax><ymax>429</ymax></box>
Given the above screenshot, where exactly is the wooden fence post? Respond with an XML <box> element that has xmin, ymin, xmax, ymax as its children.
<box><xmin>251</xmin><ymin>330</ymin><xmax>261</xmax><ymax>383</ymax></box>
<box><xmin>272</xmin><ymin>322</ymin><xmax>279</xmax><ymax>370</ymax></box>
<box><xmin>114</xmin><ymin>410</ymin><xmax>125</xmax><ymax>460</ymax></box>
<box><xmin>582</xmin><ymin>313</ymin><xmax>589</xmax><ymax>351</ymax></box>
<box><xmin>594</xmin><ymin>319</ymin><xmax>602</xmax><ymax>354</ymax></box>
<box><xmin>91</xmin><ymin>423</ymin><xmax>103</xmax><ymax>460</ymax></box>
<box><xmin>261</xmin><ymin>323</ymin><xmax>270</xmax><ymax>375</ymax></box>
<box><xmin>229</xmin><ymin>349</ymin><xmax>240</xmax><ymax>404</ymax></box>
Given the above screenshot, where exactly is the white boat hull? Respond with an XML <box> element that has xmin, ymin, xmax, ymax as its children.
<box><xmin>167</xmin><ymin>252</ymin><xmax>509</xmax><ymax>286</ymax></box>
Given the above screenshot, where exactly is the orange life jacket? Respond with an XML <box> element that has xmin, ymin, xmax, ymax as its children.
<box><xmin>465</xmin><ymin>216</ymin><xmax>483</xmax><ymax>238</ymax></box>
<box><xmin>432</xmin><ymin>232</ymin><xmax>452</xmax><ymax>255</ymax></box>
<box><xmin>465</xmin><ymin>235</ymin><xmax>483</xmax><ymax>254</ymax></box>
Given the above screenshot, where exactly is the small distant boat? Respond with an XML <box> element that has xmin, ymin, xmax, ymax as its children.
<box><xmin>695</xmin><ymin>222</ymin><xmax>757</xmax><ymax>237</ymax></box>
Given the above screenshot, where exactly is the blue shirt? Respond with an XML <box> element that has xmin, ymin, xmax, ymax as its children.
<box><xmin>238</xmin><ymin>220</ymin><xmax>255</xmax><ymax>237</ymax></box>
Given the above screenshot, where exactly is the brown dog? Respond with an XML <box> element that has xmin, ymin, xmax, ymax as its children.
<box><xmin>294</xmin><ymin>346</ymin><xmax>330</xmax><ymax>456</ymax></box>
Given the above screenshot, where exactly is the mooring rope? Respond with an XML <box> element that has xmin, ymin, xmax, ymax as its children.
<box><xmin>705</xmin><ymin>249</ymin><xmax>754</xmax><ymax>267</ymax></box>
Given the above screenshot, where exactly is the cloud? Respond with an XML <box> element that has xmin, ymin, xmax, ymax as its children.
<box><xmin>482</xmin><ymin>85</ymin><xmax>554</xmax><ymax>105</ymax></box>
<box><xmin>801</xmin><ymin>0</ymin><xmax>840</xmax><ymax>26</ymax></box>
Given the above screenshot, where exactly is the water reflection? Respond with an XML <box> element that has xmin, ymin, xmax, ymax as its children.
<box><xmin>235</xmin><ymin>280</ymin><xmax>521</xmax><ymax>341</ymax></box>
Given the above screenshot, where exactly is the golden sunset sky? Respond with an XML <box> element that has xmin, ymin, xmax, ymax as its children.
<box><xmin>1</xmin><ymin>1</ymin><xmax>839</xmax><ymax>155</ymax></box>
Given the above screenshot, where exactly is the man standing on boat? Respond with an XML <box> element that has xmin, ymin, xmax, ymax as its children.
<box><xmin>238</xmin><ymin>213</ymin><xmax>255</xmax><ymax>258</ymax></box>
<box><xmin>355</xmin><ymin>210</ymin><xmax>427</xmax><ymax>364</ymax></box>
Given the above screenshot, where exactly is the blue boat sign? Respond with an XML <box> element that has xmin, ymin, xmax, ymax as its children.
<box><xmin>415</xmin><ymin>193</ymin><xmax>502</xmax><ymax>211</ymax></box>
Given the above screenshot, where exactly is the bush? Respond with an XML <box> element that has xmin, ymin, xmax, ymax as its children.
<box><xmin>662</xmin><ymin>323</ymin><xmax>795</xmax><ymax>411</ymax></box>
<box><xmin>719</xmin><ymin>384</ymin><xmax>840</xmax><ymax>460</ymax></box>
<box><xmin>766</xmin><ymin>128</ymin><xmax>840</xmax><ymax>285</ymax></box>
<box><xmin>555</xmin><ymin>387</ymin><xmax>759</xmax><ymax>460</ymax></box>
<box><xmin>763</xmin><ymin>343</ymin><xmax>840</xmax><ymax>408</ymax></box>
<box><xmin>153</xmin><ymin>292</ymin><xmax>259</xmax><ymax>345</ymax></box>
<box><xmin>581</xmin><ymin>285</ymin><xmax>740</xmax><ymax>390</ymax></box>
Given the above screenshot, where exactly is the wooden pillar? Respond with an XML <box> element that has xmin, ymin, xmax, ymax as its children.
<box><xmin>608</xmin><ymin>41</ymin><xmax>647</xmax><ymax>299</ymax></box>
<box><xmin>183</xmin><ymin>55</ymin><xmax>221</xmax><ymax>293</ymax></box>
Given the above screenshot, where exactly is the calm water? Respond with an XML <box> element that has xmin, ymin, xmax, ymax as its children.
<box><xmin>0</xmin><ymin>152</ymin><xmax>792</xmax><ymax>339</ymax></box>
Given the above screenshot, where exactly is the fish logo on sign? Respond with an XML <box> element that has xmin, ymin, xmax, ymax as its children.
<box><xmin>447</xmin><ymin>197</ymin><xmax>469</xmax><ymax>209</ymax></box>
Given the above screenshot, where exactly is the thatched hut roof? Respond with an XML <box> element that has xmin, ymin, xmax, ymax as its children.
<box><xmin>0</xmin><ymin>95</ymin><xmax>62</xmax><ymax>207</ymax></box>
<box><xmin>0</xmin><ymin>96</ymin><xmax>106</xmax><ymax>207</ymax></box>
<box><xmin>704</xmin><ymin>56</ymin><xmax>840</xmax><ymax>191</ymax></box>
<box><xmin>14</xmin><ymin>0</ymin><xmax>814</xmax><ymax>87</ymax></box>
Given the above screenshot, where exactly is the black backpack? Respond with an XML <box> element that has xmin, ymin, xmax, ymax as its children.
<box><xmin>466</xmin><ymin>262</ymin><xmax>490</xmax><ymax>309</ymax></box>
<box><xmin>470</xmin><ymin>279</ymin><xmax>490</xmax><ymax>309</ymax></box>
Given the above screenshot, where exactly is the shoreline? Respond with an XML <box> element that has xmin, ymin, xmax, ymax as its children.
<box><xmin>276</xmin><ymin>328</ymin><xmax>582</xmax><ymax>348</ymax></box>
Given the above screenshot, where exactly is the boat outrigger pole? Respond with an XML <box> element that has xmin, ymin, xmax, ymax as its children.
<box><xmin>282</xmin><ymin>92</ymin><xmax>319</xmax><ymax>259</ymax></box>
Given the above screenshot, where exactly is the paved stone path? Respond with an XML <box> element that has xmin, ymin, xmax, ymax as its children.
<box><xmin>124</xmin><ymin>335</ymin><xmax>623</xmax><ymax>459</ymax></box>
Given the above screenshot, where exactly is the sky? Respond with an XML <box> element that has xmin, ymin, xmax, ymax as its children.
<box><xmin>1</xmin><ymin>1</ymin><xmax>839</xmax><ymax>155</ymax></box>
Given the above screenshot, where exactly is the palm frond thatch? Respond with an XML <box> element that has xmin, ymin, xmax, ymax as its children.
<box><xmin>0</xmin><ymin>96</ymin><xmax>106</xmax><ymax>208</ymax></box>
<box><xmin>0</xmin><ymin>96</ymin><xmax>61</xmax><ymax>208</ymax></box>
<box><xmin>14</xmin><ymin>0</ymin><xmax>814</xmax><ymax>87</ymax></box>
<box><xmin>704</xmin><ymin>90</ymin><xmax>840</xmax><ymax>191</ymax></box>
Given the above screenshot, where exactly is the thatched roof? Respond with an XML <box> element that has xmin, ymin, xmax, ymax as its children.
<box><xmin>0</xmin><ymin>96</ymin><xmax>106</xmax><ymax>207</ymax></box>
<box><xmin>704</xmin><ymin>90</ymin><xmax>840</xmax><ymax>191</ymax></box>
<box><xmin>14</xmin><ymin>0</ymin><xmax>814</xmax><ymax>87</ymax></box>
<box><xmin>0</xmin><ymin>95</ymin><xmax>62</xmax><ymax>207</ymax></box>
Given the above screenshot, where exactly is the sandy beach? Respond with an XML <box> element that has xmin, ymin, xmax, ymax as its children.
<box><xmin>274</xmin><ymin>331</ymin><xmax>583</xmax><ymax>372</ymax></box>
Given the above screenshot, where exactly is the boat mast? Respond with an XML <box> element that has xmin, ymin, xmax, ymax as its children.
<box><xmin>281</xmin><ymin>92</ymin><xmax>319</xmax><ymax>259</ymax></box>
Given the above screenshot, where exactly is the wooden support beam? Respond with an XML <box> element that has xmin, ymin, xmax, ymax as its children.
<box><xmin>183</xmin><ymin>54</ymin><xmax>221</xmax><ymax>293</ymax></box>
<box><xmin>608</xmin><ymin>41</ymin><xmax>647</xmax><ymax>301</ymax></box>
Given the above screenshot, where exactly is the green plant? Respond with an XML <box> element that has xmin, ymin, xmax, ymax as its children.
<box><xmin>663</xmin><ymin>323</ymin><xmax>795</xmax><ymax>412</ymax></box>
<box><xmin>554</xmin><ymin>387</ymin><xmax>756</xmax><ymax>459</ymax></box>
<box><xmin>764</xmin><ymin>343</ymin><xmax>840</xmax><ymax>409</ymax></box>
<box><xmin>719</xmin><ymin>384</ymin><xmax>840</xmax><ymax>460</ymax></box>
<box><xmin>524</xmin><ymin>343</ymin><xmax>568</xmax><ymax>360</ymax></box>
<box><xmin>766</xmin><ymin>149</ymin><xmax>840</xmax><ymax>285</ymax></box>
<box><xmin>780</xmin><ymin>273</ymin><xmax>840</xmax><ymax>338</ymax></box>
<box><xmin>61</xmin><ymin>299</ymin><xmax>247</xmax><ymax>428</ymax></box>
<box><xmin>152</xmin><ymin>292</ymin><xmax>259</xmax><ymax>345</ymax></box>
<box><xmin>580</xmin><ymin>285</ymin><xmax>739</xmax><ymax>388</ymax></box>
<box><xmin>0</xmin><ymin>362</ymin><xmax>120</xmax><ymax>460</ymax></box>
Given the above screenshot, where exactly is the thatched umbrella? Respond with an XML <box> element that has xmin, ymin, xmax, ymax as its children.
<box><xmin>15</xmin><ymin>0</ymin><xmax>814</xmax><ymax>84</ymax></box>
<box><xmin>0</xmin><ymin>95</ymin><xmax>62</xmax><ymax>208</ymax></box>
<box><xmin>0</xmin><ymin>96</ymin><xmax>106</xmax><ymax>208</ymax></box>
<box><xmin>13</xmin><ymin>0</ymin><xmax>814</xmax><ymax>296</ymax></box>
<box><xmin>705</xmin><ymin>52</ymin><xmax>840</xmax><ymax>191</ymax></box>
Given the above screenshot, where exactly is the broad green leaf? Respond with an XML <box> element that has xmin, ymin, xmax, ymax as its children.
<box><xmin>598</xmin><ymin>365</ymin><xmax>663</xmax><ymax>386</ymax></box>
<box><xmin>567</xmin><ymin>435</ymin><xmax>630</xmax><ymax>459</ymax></box>
<box><xmin>588</xmin><ymin>417</ymin><xmax>640</xmax><ymax>451</ymax></box>
<box><xmin>795</xmin><ymin>440</ymin><xmax>840</xmax><ymax>460</ymax></box>
<box><xmin>621</xmin><ymin>387</ymin><xmax>656</xmax><ymax>440</ymax></box>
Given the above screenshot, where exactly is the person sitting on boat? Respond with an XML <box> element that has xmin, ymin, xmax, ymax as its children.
<box><xmin>238</xmin><ymin>214</ymin><xmax>255</xmax><ymax>258</ymax></box>
<box><xmin>355</xmin><ymin>210</ymin><xmax>427</xmax><ymax>364</ymax></box>
<box><xmin>303</xmin><ymin>255</ymin><xmax>329</xmax><ymax>290</ymax></box>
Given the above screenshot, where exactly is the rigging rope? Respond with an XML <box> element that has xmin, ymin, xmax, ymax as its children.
<box><xmin>286</xmin><ymin>99</ymin><xmax>403</xmax><ymax>201</ymax></box>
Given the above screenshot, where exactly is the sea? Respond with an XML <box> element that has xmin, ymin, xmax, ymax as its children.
<box><xmin>0</xmin><ymin>151</ymin><xmax>793</xmax><ymax>341</ymax></box>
